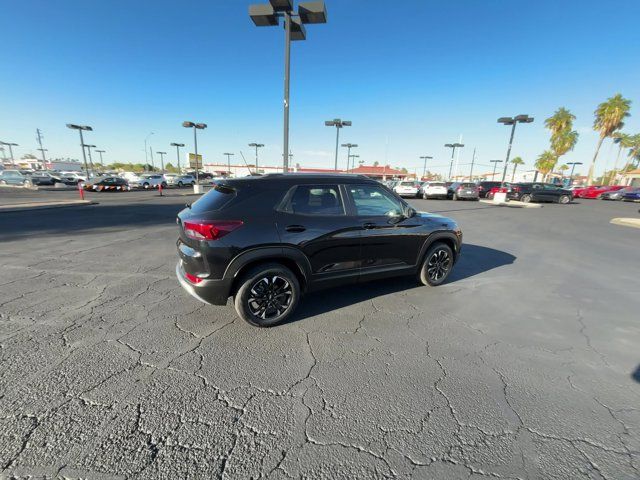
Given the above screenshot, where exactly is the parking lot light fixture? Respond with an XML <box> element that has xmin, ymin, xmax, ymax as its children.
<box><xmin>419</xmin><ymin>155</ymin><xmax>433</xmax><ymax>179</ymax></box>
<box><xmin>1</xmin><ymin>142</ymin><xmax>19</xmax><ymax>167</ymax></box>
<box><xmin>183</xmin><ymin>121</ymin><xmax>207</xmax><ymax>187</ymax></box>
<box><xmin>84</xmin><ymin>144</ymin><xmax>96</xmax><ymax>172</ymax></box>
<box><xmin>490</xmin><ymin>159</ymin><xmax>503</xmax><ymax>180</ymax></box>
<box><xmin>170</xmin><ymin>143</ymin><xmax>185</xmax><ymax>173</ymax></box>
<box><xmin>326</xmin><ymin>119</ymin><xmax>351</xmax><ymax>170</ymax></box>
<box><xmin>250</xmin><ymin>1</ymin><xmax>327</xmax><ymax>173</ymax></box>
<box><xmin>567</xmin><ymin>161</ymin><xmax>583</xmax><ymax>185</ymax></box>
<box><xmin>348</xmin><ymin>154</ymin><xmax>359</xmax><ymax>171</ymax></box>
<box><xmin>95</xmin><ymin>149</ymin><xmax>105</xmax><ymax>166</ymax></box>
<box><xmin>223</xmin><ymin>153</ymin><xmax>235</xmax><ymax>176</ymax></box>
<box><xmin>248</xmin><ymin>143</ymin><xmax>264</xmax><ymax>170</ymax></box>
<box><xmin>444</xmin><ymin>143</ymin><xmax>464</xmax><ymax>180</ymax></box>
<box><xmin>66</xmin><ymin>124</ymin><xmax>93</xmax><ymax>178</ymax></box>
<box><xmin>498</xmin><ymin>115</ymin><xmax>534</xmax><ymax>187</ymax></box>
<box><xmin>341</xmin><ymin>143</ymin><xmax>358</xmax><ymax>171</ymax></box>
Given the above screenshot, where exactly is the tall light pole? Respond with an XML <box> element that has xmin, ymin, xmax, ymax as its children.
<box><xmin>170</xmin><ymin>142</ymin><xmax>185</xmax><ymax>173</ymax></box>
<box><xmin>36</xmin><ymin>128</ymin><xmax>47</xmax><ymax>169</ymax></box>
<box><xmin>0</xmin><ymin>142</ymin><xmax>18</xmax><ymax>167</ymax></box>
<box><xmin>183</xmin><ymin>121</ymin><xmax>207</xmax><ymax>188</ymax></box>
<box><xmin>490</xmin><ymin>160</ymin><xmax>503</xmax><ymax>180</ymax></box>
<box><xmin>223</xmin><ymin>152</ymin><xmax>235</xmax><ymax>177</ymax></box>
<box><xmin>325</xmin><ymin>119</ymin><xmax>351</xmax><ymax>170</ymax></box>
<box><xmin>419</xmin><ymin>155</ymin><xmax>433</xmax><ymax>179</ymax></box>
<box><xmin>248</xmin><ymin>143</ymin><xmax>264</xmax><ymax>171</ymax></box>
<box><xmin>567</xmin><ymin>161</ymin><xmax>583</xmax><ymax>185</ymax></box>
<box><xmin>157</xmin><ymin>151</ymin><xmax>167</xmax><ymax>173</ymax></box>
<box><xmin>497</xmin><ymin>114</ymin><xmax>534</xmax><ymax>187</ymax></box>
<box><xmin>38</xmin><ymin>148</ymin><xmax>48</xmax><ymax>168</ymax></box>
<box><xmin>445</xmin><ymin>143</ymin><xmax>464</xmax><ymax>180</ymax></box>
<box><xmin>341</xmin><ymin>143</ymin><xmax>358</xmax><ymax>171</ymax></box>
<box><xmin>348</xmin><ymin>154</ymin><xmax>359</xmax><ymax>171</ymax></box>
<box><xmin>250</xmin><ymin>1</ymin><xmax>327</xmax><ymax>173</ymax></box>
<box><xmin>66</xmin><ymin>124</ymin><xmax>92</xmax><ymax>179</ymax></box>
<box><xmin>144</xmin><ymin>132</ymin><xmax>154</xmax><ymax>168</ymax></box>
<box><xmin>95</xmin><ymin>149</ymin><xmax>106</xmax><ymax>166</ymax></box>
<box><xmin>84</xmin><ymin>144</ymin><xmax>96</xmax><ymax>172</ymax></box>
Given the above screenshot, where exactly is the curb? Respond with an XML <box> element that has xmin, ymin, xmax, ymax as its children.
<box><xmin>479</xmin><ymin>199</ymin><xmax>542</xmax><ymax>209</ymax></box>
<box><xmin>610</xmin><ymin>218</ymin><xmax>640</xmax><ymax>229</ymax></box>
<box><xmin>0</xmin><ymin>200</ymin><xmax>97</xmax><ymax>213</ymax></box>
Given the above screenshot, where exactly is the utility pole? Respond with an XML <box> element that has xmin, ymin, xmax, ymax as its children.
<box><xmin>157</xmin><ymin>151</ymin><xmax>166</xmax><ymax>172</ymax></box>
<box><xmin>223</xmin><ymin>152</ymin><xmax>235</xmax><ymax>177</ymax></box>
<box><xmin>469</xmin><ymin>148</ymin><xmax>476</xmax><ymax>181</ymax></box>
<box><xmin>419</xmin><ymin>155</ymin><xmax>433</xmax><ymax>179</ymax></box>
<box><xmin>36</xmin><ymin>129</ymin><xmax>47</xmax><ymax>169</ymax></box>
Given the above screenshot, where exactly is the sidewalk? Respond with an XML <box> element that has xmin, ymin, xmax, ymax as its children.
<box><xmin>479</xmin><ymin>199</ymin><xmax>542</xmax><ymax>208</ymax></box>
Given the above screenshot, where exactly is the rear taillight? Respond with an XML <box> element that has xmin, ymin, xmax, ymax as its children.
<box><xmin>183</xmin><ymin>220</ymin><xmax>243</xmax><ymax>241</ymax></box>
<box><xmin>457</xmin><ymin>186</ymin><xmax>464</xmax><ymax>191</ymax></box>
<box><xmin>512</xmin><ymin>186</ymin><xmax>520</xmax><ymax>192</ymax></box>
<box><xmin>184</xmin><ymin>272</ymin><xmax>203</xmax><ymax>284</ymax></box>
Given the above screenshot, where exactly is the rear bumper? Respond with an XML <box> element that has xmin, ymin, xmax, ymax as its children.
<box><xmin>175</xmin><ymin>261</ymin><xmax>232</xmax><ymax>306</ymax></box>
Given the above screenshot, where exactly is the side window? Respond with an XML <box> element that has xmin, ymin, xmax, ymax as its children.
<box><xmin>287</xmin><ymin>185</ymin><xmax>344</xmax><ymax>216</ymax></box>
<box><xmin>348</xmin><ymin>184</ymin><xmax>404</xmax><ymax>216</ymax></box>
<box><xmin>532</xmin><ymin>184</ymin><xmax>542</xmax><ymax>190</ymax></box>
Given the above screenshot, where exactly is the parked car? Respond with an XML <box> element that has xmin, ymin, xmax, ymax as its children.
<box><xmin>601</xmin><ymin>186</ymin><xmax>637</xmax><ymax>200</ymax></box>
<box><xmin>0</xmin><ymin>170</ymin><xmax>32</xmax><ymax>187</ymax></box>
<box><xmin>570</xmin><ymin>185</ymin><xmax>600</xmax><ymax>198</ymax></box>
<box><xmin>59</xmin><ymin>171</ymin><xmax>86</xmax><ymax>183</ymax></box>
<box><xmin>394</xmin><ymin>180</ymin><xmax>421</xmax><ymax>198</ymax></box>
<box><xmin>447</xmin><ymin>182</ymin><xmax>479</xmax><ymax>201</ymax></box>
<box><xmin>175</xmin><ymin>175</ymin><xmax>197</xmax><ymax>187</ymax></box>
<box><xmin>508</xmin><ymin>183</ymin><xmax>573</xmax><ymax>203</ymax></box>
<box><xmin>485</xmin><ymin>183</ymin><xmax>511</xmax><ymax>200</ymax></box>
<box><xmin>419</xmin><ymin>181</ymin><xmax>448</xmax><ymax>199</ymax></box>
<box><xmin>27</xmin><ymin>171</ymin><xmax>77</xmax><ymax>186</ymax></box>
<box><xmin>163</xmin><ymin>173</ymin><xmax>180</xmax><ymax>186</ymax></box>
<box><xmin>622</xmin><ymin>189</ymin><xmax>640</xmax><ymax>202</ymax></box>
<box><xmin>175</xmin><ymin>174</ymin><xmax>462</xmax><ymax>327</ymax></box>
<box><xmin>476</xmin><ymin>181</ymin><xmax>502</xmax><ymax>198</ymax></box>
<box><xmin>83</xmin><ymin>177</ymin><xmax>131</xmax><ymax>191</ymax></box>
<box><xmin>129</xmin><ymin>174</ymin><xmax>167</xmax><ymax>189</ymax></box>
<box><xmin>577</xmin><ymin>185</ymin><xmax>625</xmax><ymax>199</ymax></box>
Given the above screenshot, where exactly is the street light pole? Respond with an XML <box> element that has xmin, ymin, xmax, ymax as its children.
<box><xmin>490</xmin><ymin>160</ymin><xmax>503</xmax><ymax>180</ymax></box>
<box><xmin>497</xmin><ymin>114</ymin><xmax>534</xmax><ymax>187</ymax></box>
<box><xmin>66</xmin><ymin>124</ymin><xmax>93</xmax><ymax>179</ymax></box>
<box><xmin>325</xmin><ymin>119</ymin><xmax>352</xmax><ymax>170</ymax></box>
<box><xmin>567</xmin><ymin>161</ymin><xmax>583</xmax><ymax>185</ymax></box>
<box><xmin>0</xmin><ymin>142</ymin><xmax>19</xmax><ymax>167</ymax></box>
<box><xmin>469</xmin><ymin>148</ymin><xmax>476</xmax><ymax>181</ymax></box>
<box><xmin>348</xmin><ymin>154</ymin><xmax>359</xmax><ymax>171</ymax></box>
<box><xmin>183</xmin><ymin>121</ymin><xmax>207</xmax><ymax>188</ymax></box>
<box><xmin>157</xmin><ymin>151</ymin><xmax>167</xmax><ymax>173</ymax></box>
<box><xmin>36</xmin><ymin>128</ymin><xmax>47</xmax><ymax>169</ymax></box>
<box><xmin>144</xmin><ymin>132</ymin><xmax>154</xmax><ymax>168</ymax></box>
<box><xmin>95</xmin><ymin>149</ymin><xmax>106</xmax><ymax>166</ymax></box>
<box><xmin>223</xmin><ymin>152</ymin><xmax>235</xmax><ymax>177</ymax></box>
<box><xmin>341</xmin><ymin>143</ymin><xmax>358</xmax><ymax>171</ymax></box>
<box><xmin>419</xmin><ymin>155</ymin><xmax>433</xmax><ymax>179</ymax></box>
<box><xmin>37</xmin><ymin>149</ymin><xmax>48</xmax><ymax>168</ymax></box>
<box><xmin>250</xmin><ymin>1</ymin><xmax>327</xmax><ymax>173</ymax></box>
<box><xmin>248</xmin><ymin>143</ymin><xmax>264</xmax><ymax>171</ymax></box>
<box><xmin>84</xmin><ymin>144</ymin><xmax>96</xmax><ymax>172</ymax></box>
<box><xmin>170</xmin><ymin>143</ymin><xmax>185</xmax><ymax>173</ymax></box>
<box><xmin>445</xmin><ymin>143</ymin><xmax>464</xmax><ymax>180</ymax></box>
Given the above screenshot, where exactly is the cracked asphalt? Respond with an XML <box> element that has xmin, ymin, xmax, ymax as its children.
<box><xmin>1</xmin><ymin>190</ymin><xmax>639</xmax><ymax>479</ymax></box>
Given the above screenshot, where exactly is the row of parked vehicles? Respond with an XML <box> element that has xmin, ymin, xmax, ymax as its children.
<box><xmin>385</xmin><ymin>180</ymin><xmax>640</xmax><ymax>204</ymax></box>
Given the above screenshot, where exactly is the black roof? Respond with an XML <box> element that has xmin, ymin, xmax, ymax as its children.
<box><xmin>221</xmin><ymin>173</ymin><xmax>377</xmax><ymax>187</ymax></box>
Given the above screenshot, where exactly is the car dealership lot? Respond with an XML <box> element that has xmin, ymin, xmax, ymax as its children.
<box><xmin>0</xmin><ymin>194</ymin><xmax>639</xmax><ymax>478</ymax></box>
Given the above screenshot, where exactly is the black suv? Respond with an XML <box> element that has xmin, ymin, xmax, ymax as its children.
<box><xmin>176</xmin><ymin>174</ymin><xmax>462</xmax><ymax>327</ymax></box>
<box><xmin>508</xmin><ymin>183</ymin><xmax>573</xmax><ymax>204</ymax></box>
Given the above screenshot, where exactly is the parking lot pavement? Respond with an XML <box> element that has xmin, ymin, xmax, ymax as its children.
<box><xmin>1</xmin><ymin>196</ymin><xmax>639</xmax><ymax>478</ymax></box>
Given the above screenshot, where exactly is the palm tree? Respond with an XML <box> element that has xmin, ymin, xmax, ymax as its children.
<box><xmin>588</xmin><ymin>94</ymin><xmax>632</xmax><ymax>185</ymax></box>
<box><xmin>510</xmin><ymin>157</ymin><xmax>525</xmax><ymax>182</ymax></box>
<box><xmin>558</xmin><ymin>164</ymin><xmax>569</xmax><ymax>180</ymax></box>
<box><xmin>535</xmin><ymin>151</ymin><xmax>557</xmax><ymax>181</ymax></box>
<box><xmin>551</xmin><ymin>129</ymin><xmax>579</xmax><ymax>158</ymax></box>
<box><xmin>545</xmin><ymin>107</ymin><xmax>576</xmax><ymax>137</ymax></box>
<box><xmin>626</xmin><ymin>134</ymin><xmax>640</xmax><ymax>169</ymax></box>
<box><xmin>609</xmin><ymin>133</ymin><xmax>633</xmax><ymax>184</ymax></box>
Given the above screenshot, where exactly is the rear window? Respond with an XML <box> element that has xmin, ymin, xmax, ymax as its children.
<box><xmin>189</xmin><ymin>184</ymin><xmax>236</xmax><ymax>213</ymax></box>
<box><xmin>460</xmin><ymin>183</ymin><xmax>476</xmax><ymax>188</ymax></box>
<box><xmin>400</xmin><ymin>181</ymin><xmax>416</xmax><ymax>186</ymax></box>
<box><xmin>428</xmin><ymin>182</ymin><xmax>445</xmax><ymax>187</ymax></box>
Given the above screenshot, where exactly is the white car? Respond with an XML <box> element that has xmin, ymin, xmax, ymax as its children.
<box><xmin>420</xmin><ymin>181</ymin><xmax>448</xmax><ymax>199</ymax></box>
<box><xmin>60</xmin><ymin>171</ymin><xmax>87</xmax><ymax>182</ymax></box>
<box><xmin>129</xmin><ymin>174</ymin><xmax>167</xmax><ymax>189</ymax></box>
<box><xmin>174</xmin><ymin>175</ymin><xmax>196</xmax><ymax>187</ymax></box>
<box><xmin>394</xmin><ymin>181</ymin><xmax>421</xmax><ymax>198</ymax></box>
<box><xmin>163</xmin><ymin>173</ymin><xmax>180</xmax><ymax>186</ymax></box>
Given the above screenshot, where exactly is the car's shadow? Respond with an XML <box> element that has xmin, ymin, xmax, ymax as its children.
<box><xmin>288</xmin><ymin>244</ymin><xmax>516</xmax><ymax>323</ymax></box>
<box><xmin>632</xmin><ymin>365</ymin><xmax>640</xmax><ymax>383</ymax></box>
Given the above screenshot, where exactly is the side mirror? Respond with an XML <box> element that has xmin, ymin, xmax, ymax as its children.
<box><xmin>407</xmin><ymin>207</ymin><xmax>417</xmax><ymax>218</ymax></box>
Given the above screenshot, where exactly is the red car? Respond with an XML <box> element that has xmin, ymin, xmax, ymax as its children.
<box><xmin>577</xmin><ymin>185</ymin><xmax>625</xmax><ymax>199</ymax></box>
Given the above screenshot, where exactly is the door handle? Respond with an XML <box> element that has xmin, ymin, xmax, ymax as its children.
<box><xmin>363</xmin><ymin>223</ymin><xmax>376</xmax><ymax>229</ymax></box>
<box><xmin>285</xmin><ymin>225</ymin><xmax>306</xmax><ymax>233</ymax></box>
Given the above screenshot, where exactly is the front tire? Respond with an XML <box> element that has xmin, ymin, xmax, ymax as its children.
<box><xmin>234</xmin><ymin>263</ymin><xmax>300</xmax><ymax>327</ymax></box>
<box><xmin>419</xmin><ymin>242</ymin><xmax>454</xmax><ymax>287</ymax></box>
<box><xmin>559</xmin><ymin>195</ymin><xmax>570</xmax><ymax>204</ymax></box>
<box><xmin>452</xmin><ymin>193</ymin><xmax>458</xmax><ymax>201</ymax></box>
<box><xmin>521</xmin><ymin>194</ymin><xmax>532</xmax><ymax>203</ymax></box>
<box><xmin>143</xmin><ymin>182</ymin><xmax>150</xmax><ymax>189</ymax></box>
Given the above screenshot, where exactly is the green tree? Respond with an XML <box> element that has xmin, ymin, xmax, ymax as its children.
<box><xmin>545</xmin><ymin>108</ymin><xmax>578</xmax><ymax>171</ymax></box>
<box><xmin>535</xmin><ymin>151</ymin><xmax>557</xmax><ymax>181</ymax></box>
<box><xmin>558</xmin><ymin>164</ymin><xmax>569</xmax><ymax>179</ymax></box>
<box><xmin>625</xmin><ymin>134</ymin><xmax>640</xmax><ymax>168</ymax></box>
<box><xmin>588</xmin><ymin>94</ymin><xmax>632</xmax><ymax>185</ymax></box>
<box><xmin>510</xmin><ymin>156</ymin><xmax>525</xmax><ymax>182</ymax></box>
<box><xmin>373</xmin><ymin>161</ymin><xmax>380</xmax><ymax>167</ymax></box>
<box><xmin>609</xmin><ymin>133</ymin><xmax>633</xmax><ymax>184</ymax></box>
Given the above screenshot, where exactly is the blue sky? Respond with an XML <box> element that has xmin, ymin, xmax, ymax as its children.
<box><xmin>2</xmin><ymin>0</ymin><xmax>639</xmax><ymax>177</ymax></box>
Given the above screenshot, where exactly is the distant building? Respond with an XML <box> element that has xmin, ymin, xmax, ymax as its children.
<box><xmin>621</xmin><ymin>169</ymin><xmax>640</xmax><ymax>187</ymax></box>
<box><xmin>202</xmin><ymin>163</ymin><xmax>409</xmax><ymax>180</ymax></box>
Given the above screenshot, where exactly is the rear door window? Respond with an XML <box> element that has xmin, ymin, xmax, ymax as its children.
<box><xmin>283</xmin><ymin>185</ymin><xmax>345</xmax><ymax>216</ymax></box>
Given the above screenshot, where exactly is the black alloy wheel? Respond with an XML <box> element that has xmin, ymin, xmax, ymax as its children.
<box><xmin>419</xmin><ymin>242</ymin><xmax>454</xmax><ymax>286</ymax></box>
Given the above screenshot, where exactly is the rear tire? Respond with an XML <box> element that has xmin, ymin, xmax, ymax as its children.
<box><xmin>559</xmin><ymin>195</ymin><xmax>570</xmax><ymax>204</ymax></box>
<box><xmin>452</xmin><ymin>193</ymin><xmax>458</xmax><ymax>201</ymax></box>
<box><xmin>521</xmin><ymin>194</ymin><xmax>532</xmax><ymax>203</ymax></box>
<box><xmin>419</xmin><ymin>242</ymin><xmax>454</xmax><ymax>287</ymax></box>
<box><xmin>234</xmin><ymin>263</ymin><xmax>300</xmax><ymax>327</ymax></box>
<box><xmin>422</xmin><ymin>193</ymin><xmax>428</xmax><ymax>200</ymax></box>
